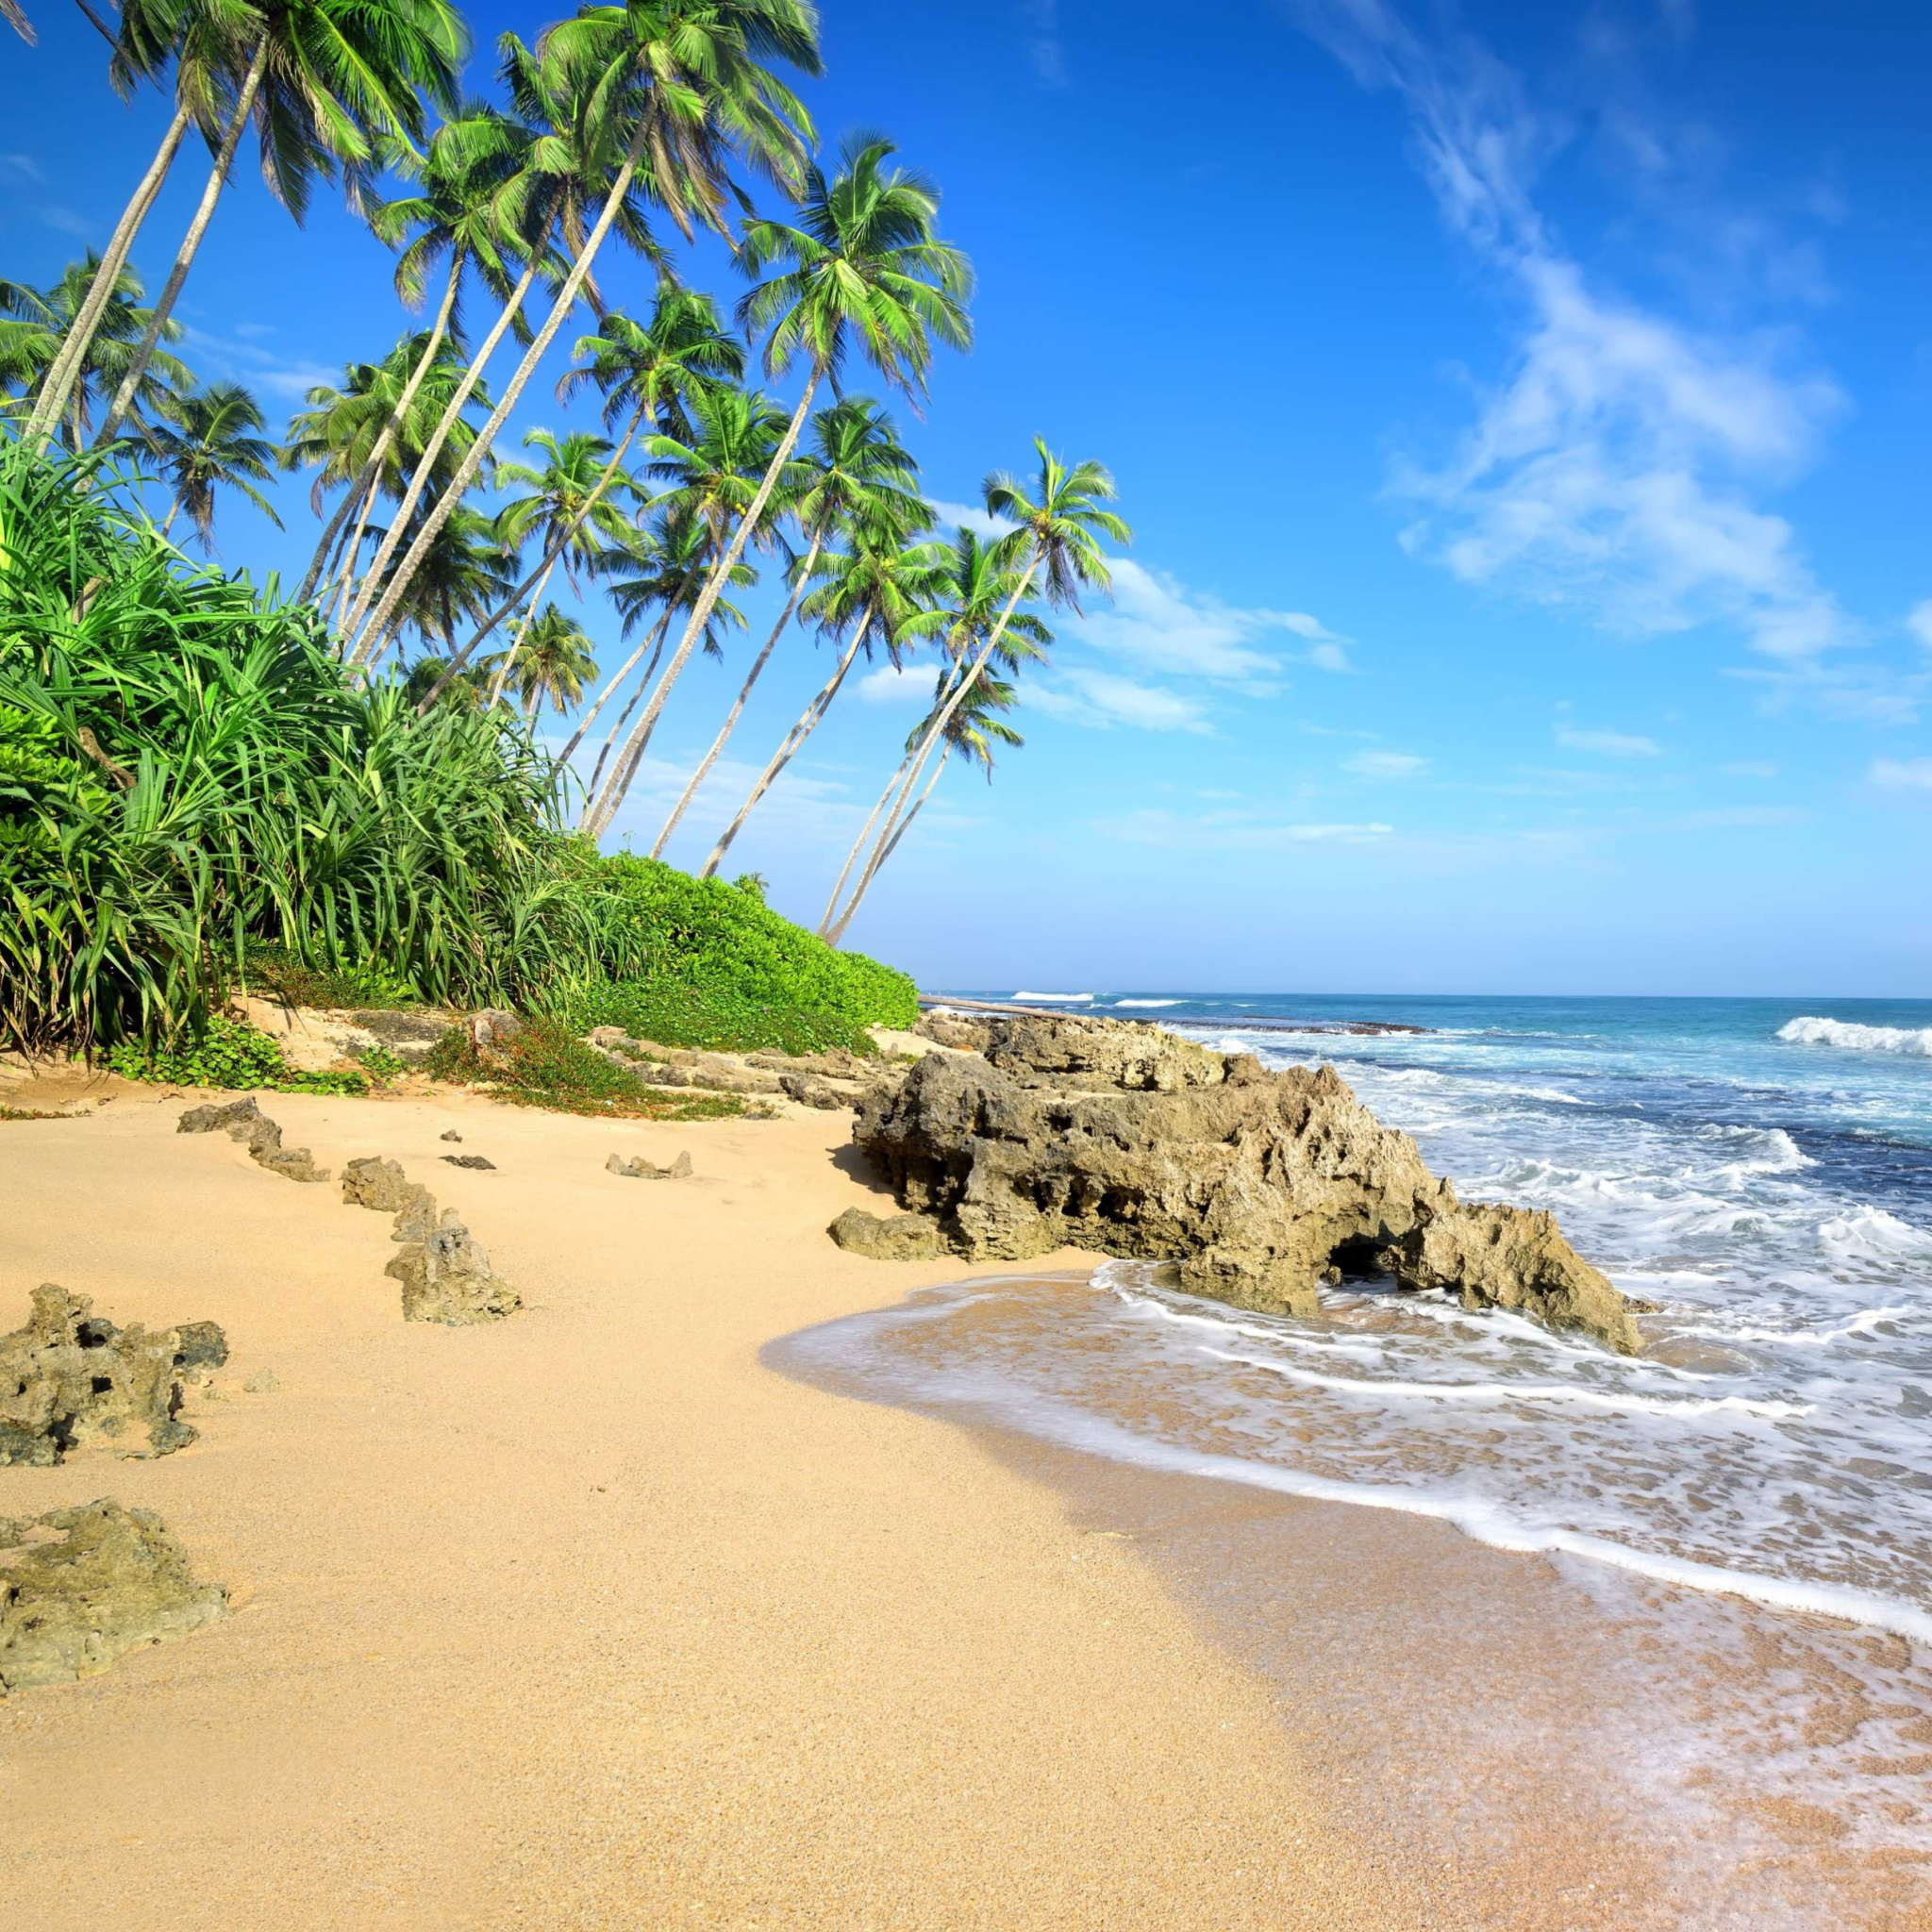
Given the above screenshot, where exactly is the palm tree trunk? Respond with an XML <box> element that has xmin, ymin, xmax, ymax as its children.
<box><xmin>583</xmin><ymin>608</ymin><xmax>675</xmax><ymax>796</ymax></box>
<box><xmin>695</xmin><ymin>612</ymin><xmax>871</xmax><ymax>877</ymax></box>
<box><xmin>27</xmin><ymin>101</ymin><xmax>192</xmax><ymax>447</ymax></box>
<box><xmin>829</xmin><ymin>745</ymin><xmax>949</xmax><ymax>943</ymax></box>
<box><xmin>158</xmin><ymin>497</ymin><xmax>178</xmax><ymax>538</ymax></box>
<box><xmin>341</xmin><ymin>245</ymin><xmax>547</xmax><ymax>654</ymax></box>
<box><xmin>557</xmin><ymin>608</ymin><xmax>669</xmax><ymax>770</ymax></box>
<box><xmin>313</xmin><ymin>252</ymin><xmax>464</xmax><ymax>627</ymax></box>
<box><xmin>485</xmin><ymin>551</ymin><xmax>559</xmax><ymax>708</ymax></box>
<box><xmin>826</xmin><ymin>560</ymin><xmax>1039</xmax><ymax>937</ymax></box>
<box><xmin>348</xmin><ymin>118</ymin><xmax>657</xmax><ymax>665</ymax></box>
<box><xmin>98</xmin><ymin>37</ymin><xmax>269</xmax><ymax>443</ymax></box>
<box><xmin>412</xmin><ymin>413</ymin><xmax>642</xmax><ymax>712</ymax></box>
<box><xmin>648</xmin><ymin>526</ymin><xmax>824</xmax><ymax>861</ymax></box>
<box><xmin>296</xmin><ymin>482</ymin><xmax>360</xmax><ymax>604</ymax></box>
<box><xmin>818</xmin><ymin>654</ymin><xmax>969</xmax><ymax>935</ymax></box>
<box><xmin>579</xmin><ymin>364</ymin><xmax>823</xmax><ymax>841</ymax></box>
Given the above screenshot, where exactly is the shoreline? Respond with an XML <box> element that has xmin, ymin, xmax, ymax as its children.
<box><xmin>1</xmin><ymin>1080</ymin><xmax>1437</xmax><ymax>1926</ymax></box>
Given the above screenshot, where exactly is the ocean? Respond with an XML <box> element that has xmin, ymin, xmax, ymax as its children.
<box><xmin>772</xmin><ymin>991</ymin><xmax>1932</xmax><ymax>1902</ymax></box>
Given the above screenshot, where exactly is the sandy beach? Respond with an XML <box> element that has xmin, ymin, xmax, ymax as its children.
<box><xmin>1</xmin><ymin>1075</ymin><xmax>1472</xmax><ymax>1929</ymax></box>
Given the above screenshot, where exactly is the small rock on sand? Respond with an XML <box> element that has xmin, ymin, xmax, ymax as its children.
<box><xmin>440</xmin><ymin>1130</ymin><xmax>463</xmax><ymax>1143</ymax></box>
<box><xmin>441</xmin><ymin>1154</ymin><xmax>495</xmax><ymax>1170</ymax></box>
<box><xmin>607</xmin><ymin>1151</ymin><xmax>692</xmax><ymax>1180</ymax></box>
<box><xmin>826</xmin><ymin>1208</ymin><xmax>946</xmax><ymax>1261</ymax></box>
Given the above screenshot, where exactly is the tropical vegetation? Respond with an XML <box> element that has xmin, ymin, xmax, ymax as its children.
<box><xmin>1</xmin><ymin>0</ymin><xmax>1131</xmax><ymax>1068</ymax></box>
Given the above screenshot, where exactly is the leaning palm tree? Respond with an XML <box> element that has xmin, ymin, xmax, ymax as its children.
<box><xmin>480</xmin><ymin>603</ymin><xmax>597</xmax><ymax>723</ymax></box>
<box><xmin>344</xmin><ymin>0</ymin><xmax>819</xmax><ymax>662</ymax></box>
<box><xmin>824</xmin><ymin>442</ymin><xmax>1128</xmax><ymax>945</ymax></box>
<box><xmin>695</xmin><ymin>514</ymin><xmax>946</xmax><ymax>877</ymax></box>
<box><xmin>24</xmin><ymin>0</ymin><xmax>240</xmax><ymax>446</ymax></box>
<box><xmin>832</xmin><ymin>666</ymin><xmax>1022</xmax><ymax>935</ymax></box>
<box><xmin>315</xmin><ymin>104</ymin><xmax>536</xmax><ymax>614</ymax></box>
<box><xmin>1</xmin><ymin>255</ymin><xmax>192</xmax><ymax>445</ymax></box>
<box><xmin>582</xmin><ymin>133</ymin><xmax>971</xmax><ymax>843</ymax></box>
<box><xmin>96</xmin><ymin>0</ymin><xmax>470</xmax><ymax>444</ymax></box>
<box><xmin>144</xmin><ymin>378</ymin><xmax>283</xmax><ymax>551</ymax></box>
<box><xmin>366</xmin><ymin>498</ymin><xmax>517</xmax><ymax>668</ymax></box>
<box><xmin>818</xmin><ymin>524</ymin><xmax>1049</xmax><ymax>935</ymax></box>
<box><xmin>649</xmin><ymin>393</ymin><xmax>923</xmax><ymax>860</ymax></box>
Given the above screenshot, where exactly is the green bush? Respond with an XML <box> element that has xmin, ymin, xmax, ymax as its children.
<box><xmin>424</xmin><ymin>1015</ymin><xmax>747</xmax><ymax>1121</ymax></box>
<box><xmin>103</xmin><ymin>1013</ymin><xmax>367</xmax><ymax>1093</ymax></box>
<box><xmin>561</xmin><ymin>857</ymin><xmax>918</xmax><ymax>1056</ymax></box>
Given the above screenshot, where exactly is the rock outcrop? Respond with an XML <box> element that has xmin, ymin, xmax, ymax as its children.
<box><xmin>606</xmin><ymin>1151</ymin><xmax>692</xmax><ymax>1180</ymax></box>
<box><xmin>386</xmin><ymin>1211</ymin><xmax>522</xmax><ymax>1325</ymax></box>
<box><xmin>827</xmin><ymin>1207</ymin><xmax>946</xmax><ymax>1260</ymax></box>
<box><xmin>0</xmin><ymin>1500</ymin><xmax>226</xmax><ymax>1692</ymax></box>
<box><xmin>177</xmin><ymin>1096</ymin><xmax>327</xmax><ymax>1183</ymax></box>
<box><xmin>849</xmin><ymin>1014</ymin><xmax>1643</xmax><ymax>1355</ymax></box>
<box><xmin>1</xmin><ymin>1284</ymin><xmax>226</xmax><ymax>1465</ymax></box>
<box><xmin>779</xmin><ymin>1072</ymin><xmax>853</xmax><ymax>1110</ymax></box>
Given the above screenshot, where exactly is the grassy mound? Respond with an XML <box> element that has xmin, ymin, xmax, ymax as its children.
<box><xmin>424</xmin><ymin>1016</ymin><xmax>748</xmax><ymax>1121</ymax></box>
<box><xmin>566</xmin><ymin>857</ymin><xmax>919</xmax><ymax>1057</ymax></box>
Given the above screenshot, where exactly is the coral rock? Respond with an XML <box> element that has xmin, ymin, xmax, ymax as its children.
<box><xmin>1</xmin><ymin>1285</ymin><xmax>225</xmax><ymax>1466</ymax></box>
<box><xmin>779</xmin><ymin>1072</ymin><xmax>854</xmax><ymax>1111</ymax></box>
<box><xmin>441</xmin><ymin>1154</ymin><xmax>495</xmax><ymax>1171</ymax></box>
<box><xmin>386</xmin><ymin>1211</ymin><xmax>521</xmax><ymax>1325</ymax></box>
<box><xmin>826</xmin><ymin>1207</ymin><xmax>947</xmax><ymax>1261</ymax></box>
<box><xmin>0</xmin><ymin>1500</ymin><xmax>226</xmax><ymax>1692</ymax></box>
<box><xmin>606</xmin><ymin>1150</ymin><xmax>692</xmax><ymax>1180</ymax></box>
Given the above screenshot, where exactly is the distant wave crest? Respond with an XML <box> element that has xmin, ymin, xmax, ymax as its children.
<box><xmin>1011</xmin><ymin>991</ymin><xmax>1092</xmax><ymax>1003</ymax></box>
<box><xmin>1777</xmin><ymin>1015</ymin><xmax>1932</xmax><ymax>1058</ymax></box>
<box><xmin>1115</xmin><ymin>998</ymin><xmax>1185</xmax><ymax>1008</ymax></box>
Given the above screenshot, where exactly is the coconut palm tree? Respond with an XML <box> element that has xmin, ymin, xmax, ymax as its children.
<box><xmin>586</xmin><ymin>133</ymin><xmax>972</xmax><ymax>843</ymax></box>
<box><xmin>412</xmin><ymin>289</ymin><xmax>741</xmax><ymax>709</ymax></box>
<box><xmin>1</xmin><ymin>255</ymin><xmax>192</xmax><ymax>445</ymax></box>
<box><xmin>144</xmin><ymin>378</ymin><xmax>282</xmax><ymax>551</ymax></box>
<box><xmin>824</xmin><ymin>442</ymin><xmax>1128</xmax><ymax>945</ymax></box>
<box><xmin>817</xmin><ymin>524</ymin><xmax>1049</xmax><ymax>936</ymax></box>
<box><xmin>368</xmin><ymin>498</ymin><xmax>517</xmax><ymax>665</ymax></box>
<box><xmin>24</xmin><ymin>0</ymin><xmax>241</xmax><ymax>446</ymax></box>
<box><xmin>402</xmin><ymin>651</ymin><xmax>486</xmax><ymax>708</ymax></box>
<box><xmin>649</xmin><ymin>393</ymin><xmax>923</xmax><ymax>860</ymax></box>
<box><xmin>480</xmin><ymin>604</ymin><xmax>597</xmax><ymax>722</ymax></box>
<box><xmin>345</xmin><ymin>0</ymin><xmax>818</xmax><ymax>663</ymax></box>
<box><xmin>694</xmin><ymin>514</ymin><xmax>946</xmax><ymax>876</ymax></box>
<box><xmin>96</xmin><ymin>0</ymin><xmax>470</xmax><ymax>444</ymax></box>
<box><xmin>317</xmin><ymin>105</ymin><xmax>536</xmax><ymax>616</ymax></box>
<box><xmin>826</xmin><ymin>667</ymin><xmax>1022</xmax><ymax>940</ymax></box>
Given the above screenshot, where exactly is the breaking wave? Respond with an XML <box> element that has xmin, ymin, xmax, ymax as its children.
<box><xmin>1778</xmin><ymin>1015</ymin><xmax>1932</xmax><ymax>1057</ymax></box>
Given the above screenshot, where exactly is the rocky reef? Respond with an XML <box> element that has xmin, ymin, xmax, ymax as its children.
<box><xmin>0</xmin><ymin>1499</ymin><xmax>226</xmax><ymax>1692</ymax></box>
<box><xmin>1</xmin><ymin>1283</ymin><xmax>226</xmax><ymax>1465</ymax></box>
<box><xmin>177</xmin><ymin>1096</ymin><xmax>328</xmax><ymax>1183</ymax></box>
<box><xmin>851</xmin><ymin>1012</ymin><xmax>1642</xmax><ymax>1355</ymax></box>
<box><xmin>341</xmin><ymin>1157</ymin><xmax>521</xmax><ymax>1324</ymax></box>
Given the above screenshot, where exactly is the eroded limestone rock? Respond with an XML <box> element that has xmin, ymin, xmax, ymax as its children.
<box><xmin>0</xmin><ymin>1500</ymin><xmax>226</xmax><ymax>1692</ymax></box>
<box><xmin>780</xmin><ymin>1072</ymin><xmax>854</xmax><ymax>1110</ymax></box>
<box><xmin>386</xmin><ymin>1211</ymin><xmax>521</xmax><ymax>1324</ymax></box>
<box><xmin>177</xmin><ymin>1098</ymin><xmax>327</xmax><ymax>1182</ymax></box>
<box><xmin>0</xmin><ymin>1285</ymin><xmax>225</xmax><ymax>1465</ymax></box>
<box><xmin>441</xmin><ymin>1154</ymin><xmax>495</xmax><ymax>1171</ymax></box>
<box><xmin>827</xmin><ymin>1207</ymin><xmax>946</xmax><ymax>1261</ymax></box>
<box><xmin>606</xmin><ymin>1150</ymin><xmax>692</xmax><ymax>1180</ymax></box>
<box><xmin>341</xmin><ymin>1155</ymin><xmax>432</xmax><ymax>1222</ymax></box>
<box><xmin>850</xmin><ymin>1026</ymin><xmax>1643</xmax><ymax>1355</ymax></box>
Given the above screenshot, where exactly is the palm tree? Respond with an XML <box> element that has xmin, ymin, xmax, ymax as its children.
<box><xmin>282</xmin><ymin>333</ymin><xmax>492</xmax><ymax>603</ymax></box>
<box><xmin>23</xmin><ymin>0</ymin><xmax>238</xmax><ymax>446</ymax></box>
<box><xmin>695</xmin><ymin>515</ymin><xmax>946</xmax><ymax>877</ymax></box>
<box><xmin>344</xmin><ymin>0</ymin><xmax>819</xmax><ymax>663</ymax></box>
<box><xmin>818</xmin><ymin>524</ymin><xmax>1049</xmax><ymax>935</ymax></box>
<box><xmin>402</xmin><ymin>651</ymin><xmax>486</xmax><ymax>708</ymax></box>
<box><xmin>412</xmin><ymin>288</ymin><xmax>741</xmax><ymax>710</ymax></box>
<box><xmin>97</xmin><ymin>0</ymin><xmax>470</xmax><ymax>444</ymax></box>
<box><xmin>475</xmin><ymin>428</ymin><xmax>637</xmax><ymax>705</ymax></box>
<box><xmin>480</xmin><ymin>604</ymin><xmax>597</xmax><ymax>722</ymax></box>
<box><xmin>824</xmin><ymin>442</ymin><xmax>1129</xmax><ymax>945</ymax></box>
<box><xmin>367</xmin><ymin>498</ymin><xmax>516</xmax><ymax>666</ymax></box>
<box><xmin>585</xmin><ymin>133</ymin><xmax>972</xmax><ymax>843</ymax></box>
<box><xmin>1</xmin><ymin>255</ymin><xmax>192</xmax><ymax>444</ymax></box>
<box><xmin>649</xmin><ymin>393</ymin><xmax>923</xmax><ymax>861</ymax></box>
<box><xmin>144</xmin><ymin>378</ymin><xmax>283</xmax><ymax>551</ymax></box>
<box><xmin>317</xmin><ymin>104</ymin><xmax>536</xmax><ymax>618</ymax></box>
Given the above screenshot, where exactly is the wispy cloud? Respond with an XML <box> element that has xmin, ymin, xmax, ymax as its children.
<box><xmin>180</xmin><ymin>324</ymin><xmax>336</xmax><ymax>402</ymax></box>
<box><xmin>1075</xmin><ymin>558</ymin><xmax>1351</xmax><ymax>681</ymax></box>
<box><xmin>1720</xmin><ymin>759</ymin><xmax>1778</xmax><ymax>777</ymax></box>
<box><xmin>0</xmin><ymin>153</ymin><xmax>45</xmax><ymax>185</ymax></box>
<box><xmin>1871</xmin><ymin>758</ymin><xmax>1932</xmax><ymax>793</ymax></box>
<box><xmin>1090</xmin><ymin>808</ymin><xmax>1394</xmax><ymax>850</ymax></box>
<box><xmin>1345</xmin><ymin>749</ymin><xmax>1428</xmax><ymax>777</ymax></box>
<box><xmin>1029</xmin><ymin>669</ymin><xmax>1213</xmax><ymax>734</ymax></box>
<box><xmin>1907</xmin><ymin>602</ymin><xmax>1932</xmax><ymax>652</ymax></box>
<box><xmin>1021</xmin><ymin>0</ymin><xmax>1068</xmax><ymax>87</ymax></box>
<box><xmin>856</xmin><ymin>662</ymin><xmax>933</xmax><ymax>706</ymax></box>
<box><xmin>1292</xmin><ymin>0</ymin><xmax>1855</xmax><ymax>671</ymax></box>
<box><xmin>1555</xmin><ymin>724</ymin><xmax>1662</xmax><ymax>757</ymax></box>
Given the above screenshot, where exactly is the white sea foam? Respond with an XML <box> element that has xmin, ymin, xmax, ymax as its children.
<box><xmin>1114</xmin><ymin>998</ymin><xmax>1185</xmax><ymax>1008</ymax></box>
<box><xmin>1011</xmin><ymin>991</ymin><xmax>1093</xmax><ymax>1003</ymax></box>
<box><xmin>1778</xmin><ymin>1015</ymin><xmax>1932</xmax><ymax>1057</ymax></box>
<box><xmin>1677</xmin><ymin>1307</ymin><xmax>1907</xmax><ymax>1348</ymax></box>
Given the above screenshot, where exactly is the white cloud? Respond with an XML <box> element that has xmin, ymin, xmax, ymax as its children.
<box><xmin>1022</xmin><ymin>0</ymin><xmax>1068</xmax><ymax>86</ymax></box>
<box><xmin>1907</xmin><ymin>602</ymin><xmax>1932</xmax><ymax>651</ymax></box>
<box><xmin>0</xmin><ymin>153</ymin><xmax>45</xmax><ymax>184</ymax></box>
<box><xmin>856</xmin><ymin>662</ymin><xmax>933</xmax><ymax>705</ymax></box>
<box><xmin>1870</xmin><ymin>758</ymin><xmax>1932</xmax><ymax>793</ymax></box>
<box><xmin>1074</xmin><ymin>558</ymin><xmax>1349</xmax><ymax>681</ymax></box>
<box><xmin>1345</xmin><ymin>750</ymin><xmax>1428</xmax><ymax>777</ymax></box>
<box><xmin>1555</xmin><ymin>725</ymin><xmax>1662</xmax><ymax>757</ymax></box>
<box><xmin>1090</xmin><ymin>808</ymin><xmax>1394</xmax><ymax>850</ymax></box>
<box><xmin>928</xmin><ymin>497</ymin><xmax>1014</xmax><ymax>541</ymax></box>
<box><xmin>1296</xmin><ymin>0</ymin><xmax>1854</xmax><ymax>668</ymax></box>
<box><xmin>1029</xmin><ymin>669</ymin><xmax>1212</xmax><ymax>734</ymax></box>
<box><xmin>179</xmin><ymin>325</ymin><xmax>335</xmax><ymax>401</ymax></box>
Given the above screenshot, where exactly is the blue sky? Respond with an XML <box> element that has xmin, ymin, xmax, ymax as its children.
<box><xmin>6</xmin><ymin>0</ymin><xmax>1930</xmax><ymax>993</ymax></box>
